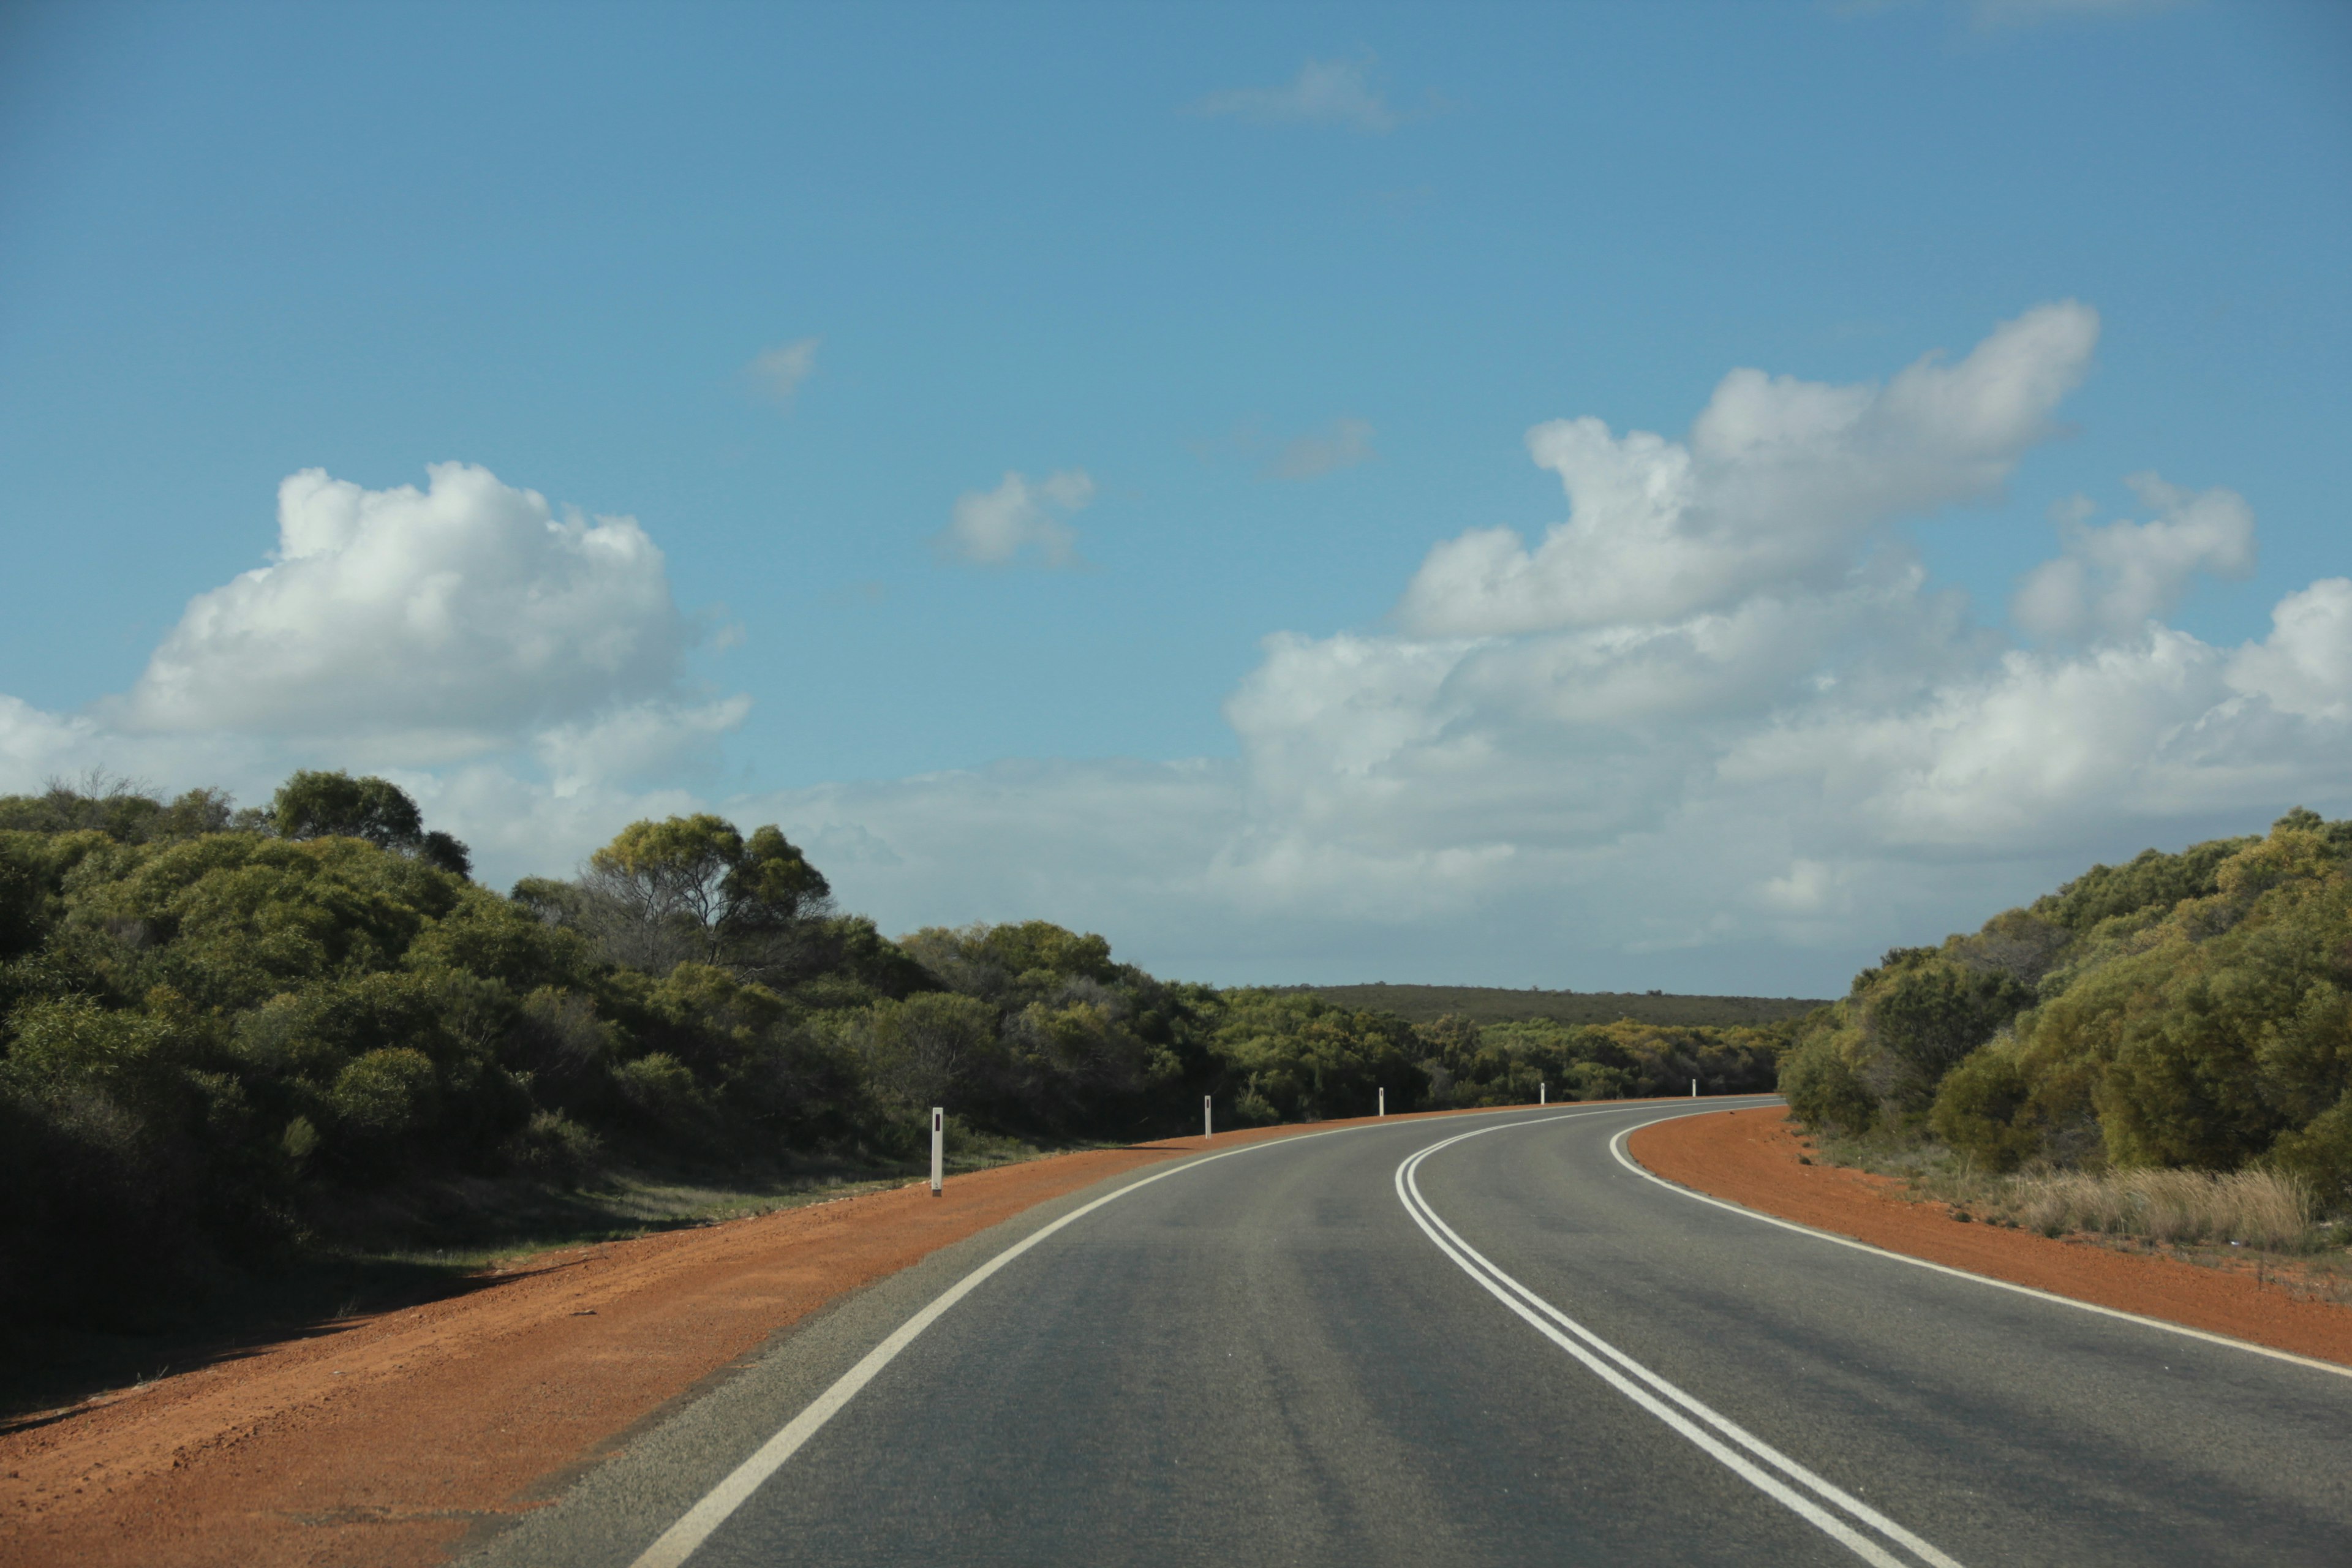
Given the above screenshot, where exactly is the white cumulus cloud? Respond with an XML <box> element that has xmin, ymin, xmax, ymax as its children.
<box><xmin>1399</xmin><ymin>301</ymin><xmax>2098</xmax><ymax>636</ymax></box>
<box><xmin>532</xmin><ymin>696</ymin><xmax>754</xmax><ymax>797</ymax></box>
<box><xmin>0</xmin><ymin>464</ymin><xmax>747</xmax><ymax>881</ymax></box>
<box><xmin>2226</xmin><ymin>578</ymin><xmax>2352</xmax><ymax>722</ymax></box>
<box><xmin>938</xmin><ymin>470</ymin><xmax>1095</xmax><ymax>568</ymax></box>
<box><xmin>116</xmin><ymin>463</ymin><xmax>694</xmax><ymax>759</ymax></box>
<box><xmin>2011</xmin><ymin>473</ymin><xmax>2255</xmax><ymax>641</ymax></box>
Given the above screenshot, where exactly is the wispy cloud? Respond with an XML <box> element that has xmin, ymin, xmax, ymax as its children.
<box><xmin>1193</xmin><ymin>53</ymin><xmax>1406</xmax><ymax>134</ymax></box>
<box><xmin>1265</xmin><ymin>417</ymin><xmax>1376</xmax><ymax>481</ymax></box>
<box><xmin>1971</xmin><ymin>0</ymin><xmax>2183</xmax><ymax>26</ymax></box>
<box><xmin>744</xmin><ymin>336</ymin><xmax>820</xmax><ymax>407</ymax></box>
<box><xmin>1834</xmin><ymin>0</ymin><xmax>2185</xmax><ymax>27</ymax></box>
<box><xmin>937</xmin><ymin>470</ymin><xmax>1095</xmax><ymax>568</ymax></box>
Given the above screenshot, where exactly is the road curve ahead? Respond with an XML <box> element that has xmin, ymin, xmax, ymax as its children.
<box><xmin>476</xmin><ymin>1100</ymin><xmax>2352</xmax><ymax>1567</ymax></box>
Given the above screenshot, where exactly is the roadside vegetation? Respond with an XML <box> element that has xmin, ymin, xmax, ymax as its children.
<box><xmin>1780</xmin><ymin>809</ymin><xmax>2352</xmax><ymax>1281</ymax></box>
<box><xmin>0</xmin><ymin>772</ymin><xmax>1782</xmax><ymax>1344</ymax></box>
<box><xmin>1271</xmin><ymin>983</ymin><xmax>1823</xmax><ymax>1029</ymax></box>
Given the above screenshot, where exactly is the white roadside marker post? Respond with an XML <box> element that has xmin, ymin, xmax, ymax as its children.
<box><xmin>1539</xmin><ymin>1080</ymin><xmax>1546</xmax><ymax>1106</ymax></box>
<box><xmin>930</xmin><ymin>1107</ymin><xmax>944</xmax><ymax>1197</ymax></box>
<box><xmin>1204</xmin><ymin>1095</ymin><xmax>1212</xmax><ymax>1139</ymax></box>
<box><xmin>1691</xmin><ymin>1078</ymin><xmax>1698</xmax><ymax>1098</ymax></box>
<box><xmin>1378</xmin><ymin>1087</ymin><xmax>1385</xmax><ymax>1118</ymax></box>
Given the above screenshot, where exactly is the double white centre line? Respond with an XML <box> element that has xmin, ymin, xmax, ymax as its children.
<box><xmin>1395</xmin><ymin>1117</ymin><xmax>1964</xmax><ymax>1568</ymax></box>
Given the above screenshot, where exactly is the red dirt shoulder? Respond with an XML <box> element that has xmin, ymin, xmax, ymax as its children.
<box><xmin>1630</xmin><ymin>1106</ymin><xmax>2352</xmax><ymax>1369</ymax></box>
<box><xmin>0</xmin><ymin>1104</ymin><xmax>1545</xmax><ymax>1568</ymax></box>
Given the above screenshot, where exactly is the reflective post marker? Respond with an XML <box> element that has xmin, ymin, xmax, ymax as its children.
<box><xmin>1378</xmin><ymin>1086</ymin><xmax>1385</xmax><ymax>1117</ymax></box>
<box><xmin>1690</xmin><ymin>1079</ymin><xmax>1698</xmax><ymax>1098</ymax></box>
<box><xmin>930</xmin><ymin>1107</ymin><xmax>944</xmax><ymax>1196</ymax></box>
<box><xmin>1203</xmin><ymin>1095</ymin><xmax>1212</xmax><ymax>1139</ymax></box>
<box><xmin>1539</xmin><ymin>1081</ymin><xmax>1546</xmax><ymax>1106</ymax></box>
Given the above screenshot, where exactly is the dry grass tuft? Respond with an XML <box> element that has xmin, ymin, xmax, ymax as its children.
<box><xmin>1994</xmin><ymin>1167</ymin><xmax>2313</xmax><ymax>1250</ymax></box>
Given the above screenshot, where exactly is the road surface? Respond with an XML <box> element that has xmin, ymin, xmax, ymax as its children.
<box><xmin>474</xmin><ymin>1099</ymin><xmax>2352</xmax><ymax>1566</ymax></box>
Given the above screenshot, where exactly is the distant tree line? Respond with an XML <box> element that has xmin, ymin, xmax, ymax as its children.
<box><xmin>0</xmin><ymin>772</ymin><xmax>1787</xmax><ymax>1327</ymax></box>
<box><xmin>1268</xmin><ymin>984</ymin><xmax>1823</xmax><ymax>1029</ymax></box>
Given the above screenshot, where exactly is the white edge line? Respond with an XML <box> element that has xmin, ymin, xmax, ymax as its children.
<box><xmin>1397</xmin><ymin>1126</ymin><xmax>1959</xmax><ymax>1568</ymax></box>
<box><xmin>1392</xmin><ymin>1136</ymin><xmax>1918</xmax><ymax>1568</ymax></box>
<box><xmin>1398</xmin><ymin>1129</ymin><xmax>1962</xmax><ymax>1568</ymax></box>
<box><xmin>1608</xmin><ymin>1112</ymin><xmax>2352</xmax><ymax>1384</ymax></box>
<box><xmin>628</xmin><ymin>1099</ymin><xmax>1760</xmax><ymax>1568</ymax></box>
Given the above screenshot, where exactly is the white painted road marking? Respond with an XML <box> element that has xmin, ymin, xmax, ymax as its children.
<box><xmin>624</xmin><ymin>1100</ymin><xmax>1776</xmax><ymax>1568</ymax></box>
<box><xmin>1605</xmin><ymin>1119</ymin><xmax>2352</xmax><ymax>1384</ymax></box>
<box><xmin>1397</xmin><ymin>1118</ymin><xmax>1965</xmax><ymax>1568</ymax></box>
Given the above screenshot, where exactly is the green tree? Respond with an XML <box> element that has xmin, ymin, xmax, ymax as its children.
<box><xmin>861</xmin><ymin>990</ymin><xmax>1000</xmax><ymax>1111</ymax></box>
<box><xmin>273</xmin><ymin>770</ymin><xmax>423</xmax><ymax>845</ymax></box>
<box><xmin>270</xmin><ymin>771</ymin><xmax>471</xmax><ymax>877</ymax></box>
<box><xmin>579</xmin><ymin>815</ymin><xmax>831</xmax><ymax>976</ymax></box>
<box><xmin>1860</xmin><ymin>953</ymin><xmax>2033</xmax><ymax>1106</ymax></box>
<box><xmin>0</xmin><ymin>775</ymin><xmax>235</xmax><ymax>843</ymax></box>
<box><xmin>2035</xmin><ymin>835</ymin><xmax>2255</xmax><ymax>933</ymax></box>
<box><xmin>1210</xmin><ymin>991</ymin><xmax>1428</xmax><ymax>1123</ymax></box>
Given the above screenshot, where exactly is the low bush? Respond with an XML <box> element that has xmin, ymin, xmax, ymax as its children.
<box><xmin>500</xmin><ymin>1108</ymin><xmax>603</xmax><ymax>1184</ymax></box>
<box><xmin>1779</xmin><ymin>1031</ymin><xmax>1875</xmax><ymax>1134</ymax></box>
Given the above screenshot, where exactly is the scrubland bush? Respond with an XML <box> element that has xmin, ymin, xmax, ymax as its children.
<box><xmin>1779</xmin><ymin>1030</ymin><xmax>1876</xmax><ymax>1133</ymax></box>
<box><xmin>502</xmin><ymin>1108</ymin><xmax>603</xmax><ymax>1183</ymax></box>
<box><xmin>1785</xmin><ymin>809</ymin><xmax>2352</xmax><ymax>1231</ymax></box>
<box><xmin>1209</xmin><ymin>990</ymin><xmax>1426</xmax><ymax>1123</ymax></box>
<box><xmin>1927</xmin><ymin>1047</ymin><xmax>2038</xmax><ymax>1170</ymax></box>
<box><xmin>1</xmin><ymin>775</ymin><xmax>1507</xmax><ymax>1325</ymax></box>
<box><xmin>1410</xmin><ymin>1013</ymin><xmax>1782</xmax><ymax>1112</ymax></box>
<box><xmin>2270</xmin><ymin>1099</ymin><xmax>2352</xmax><ymax>1211</ymax></box>
<box><xmin>331</xmin><ymin>1047</ymin><xmax>440</xmax><ymax>1137</ymax></box>
<box><xmin>611</xmin><ymin>1051</ymin><xmax>704</xmax><ymax>1124</ymax></box>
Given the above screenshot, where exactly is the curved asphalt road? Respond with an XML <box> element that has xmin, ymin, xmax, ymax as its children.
<box><xmin>474</xmin><ymin>1099</ymin><xmax>2352</xmax><ymax>1567</ymax></box>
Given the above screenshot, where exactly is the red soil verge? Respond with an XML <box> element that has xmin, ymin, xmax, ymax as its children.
<box><xmin>0</xmin><ymin>1108</ymin><xmax>1481</xmax><ymax>1568</ymax></box>
<box><xmin>1631</xmin><ymin>1106</ymin><xmax>2352</xmax><ymax>1368</ymax></box>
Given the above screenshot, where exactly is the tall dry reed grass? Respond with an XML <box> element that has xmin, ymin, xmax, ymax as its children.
<box><xmin>1993</xmin><ymin>1167</ymin><xmax>2313</xmax><ymax>1250</ymax></box>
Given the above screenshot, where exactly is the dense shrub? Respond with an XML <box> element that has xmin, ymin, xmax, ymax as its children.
<box><xmin>1212</xmin><ymin>990</ymin><xmax>1426</xmax><ymax>1123</ymax></box>
<box><xmin>2037</xmin><ymin>837</ymin><xmax>2253</xmax><ymax>933</ymax></box>
<box><xmin>1784</xmin><ymin>810</ymin><xmax>2352</xmax><ymax>1208</ymax></box>
<box><xmin>7</xmin><ymin>775</ymin><xmax>1583</xmax><ymax>1324</ymax></box>
<box><xmin>1860</xmin><ymin>954</ymin><xmax>2033</xmax><ymax>1106</ymax></box>
<box><xmin>1778</xmin><ymin>1031</ymin><xmax>1876</xmax><ymax>1134</ymax></box>
<box><xmin>1926</xmin><ymin>1046</ymin><xmax>2038</xmax><ymax>1170</ymax></box>
<box><xmin>1413</xmin><ymin>1014</ymin><xmax>1784</xmax><ymax>1110</ymax></box>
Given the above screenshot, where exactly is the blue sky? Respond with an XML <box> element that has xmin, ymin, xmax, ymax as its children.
<box><xmin>2</xmin><ymin>0</ymin><xmax>2348</xmax><ymax>994</ymax></box>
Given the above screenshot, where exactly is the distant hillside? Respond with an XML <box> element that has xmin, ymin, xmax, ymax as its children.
<box><xmin>1266</xmin><ymin>983</ymin><xmax>1828</xmax><ymax>1028</ymax></box>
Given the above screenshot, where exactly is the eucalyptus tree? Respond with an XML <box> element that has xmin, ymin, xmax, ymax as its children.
<box><xmin>576</xmin><ymin>813</ymin><xmax>832</xmax><ymax>978</ymax></box>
